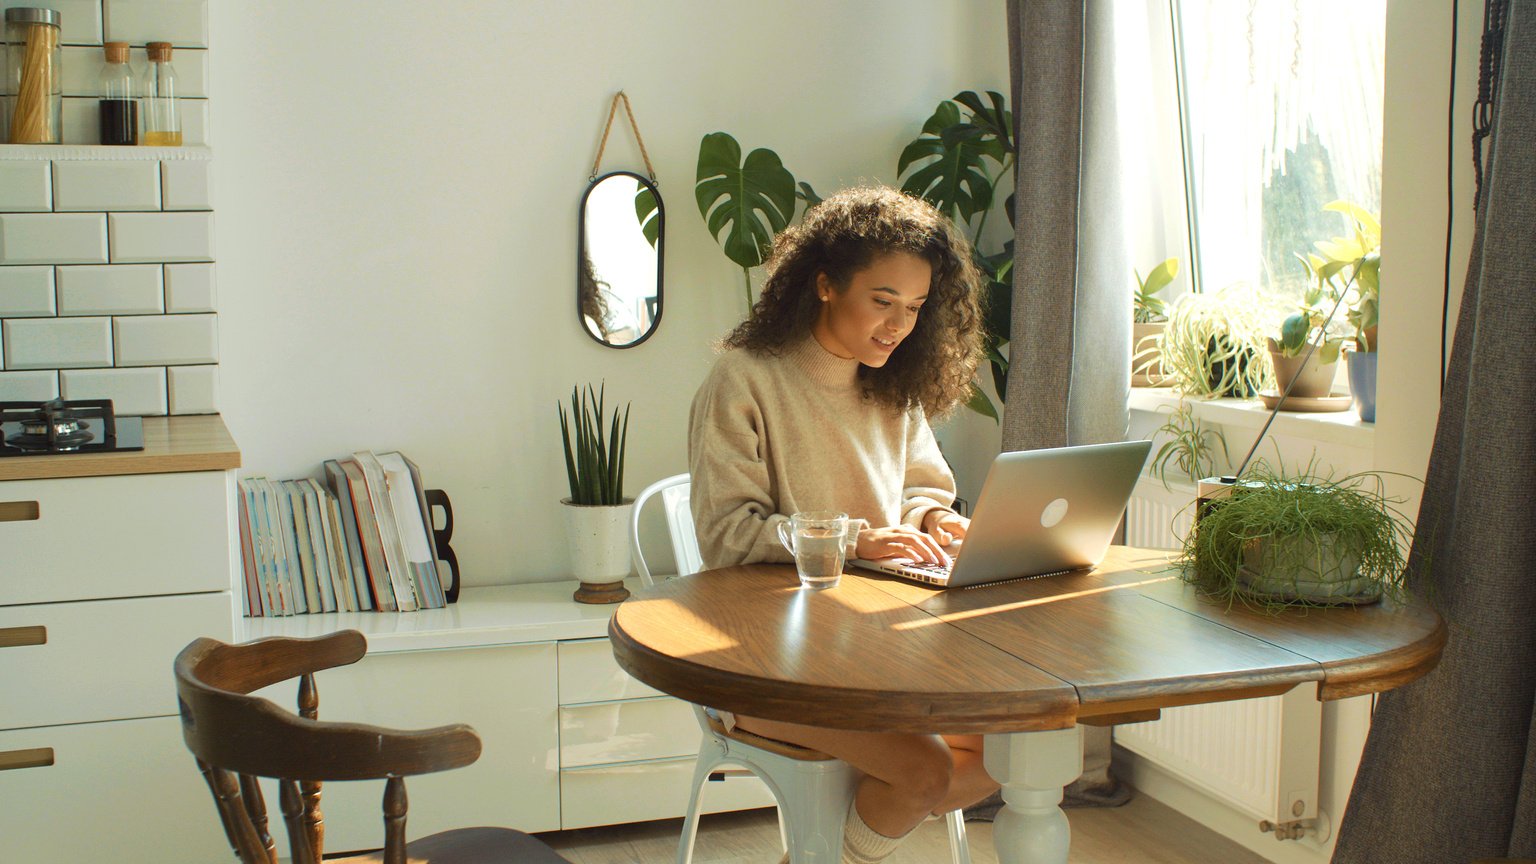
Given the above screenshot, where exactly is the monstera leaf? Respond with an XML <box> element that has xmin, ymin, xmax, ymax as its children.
<box><xmin>953</xmin><ymin>90</ymin><xmax>1013</xmax><ymax>154</ymax></box>
<box><xmin>634</xmin><ymin>185</ymin><xmax>660</xmax><ymax>248</ymax></box>
<box><xmin>898</xmin><ymin>100</ymin><xmax>1008</xmax><ymax>227</ymax></box>
<box><xmin>695</xmin><ymin>132</ymin><xmax>797</xmax><ymax>271</ymax></box>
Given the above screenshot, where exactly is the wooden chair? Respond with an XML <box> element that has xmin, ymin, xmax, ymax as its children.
<box><xmin>174</xmin><ymin>630</ymin><xmax>570</xmax><ymax>864</ymax></box>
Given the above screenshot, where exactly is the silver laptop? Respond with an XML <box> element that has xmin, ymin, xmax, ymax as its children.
<box><xmin>851</xmin><ymin>440</ymin><xmax>1153</xmax><ymax>588</ymax></box>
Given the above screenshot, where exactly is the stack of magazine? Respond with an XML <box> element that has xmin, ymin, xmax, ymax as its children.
<box><xmin>238</xmin><ymin>450</ymin><xmax>448</xmax><ymax>616</ymax></box>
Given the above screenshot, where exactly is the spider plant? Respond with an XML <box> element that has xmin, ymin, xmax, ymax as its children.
<box><xmin>1148</xmin><ymin>401</ymin><xmax>1229</xmax><ymax>490</ymax></box>
<box><xmin>1157</xmin><ymin>286</ymin><xmax>1275</xmax><ymax>398</ymax></box>
<box><xmin>557</xmin><ymin>383</ymin><xmax>630</xmax><ymax>506</ymax></box>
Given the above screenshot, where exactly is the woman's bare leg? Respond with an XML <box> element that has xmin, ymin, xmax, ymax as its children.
<box><xmin>934</xmin><ymin>734</ymin><xmax>1000</xmax><ymax>814</ymax></box>
<box><xmin>734</xmin><ymin>715</ymin><xmax>952</xmax><ymax>838</ymax></box>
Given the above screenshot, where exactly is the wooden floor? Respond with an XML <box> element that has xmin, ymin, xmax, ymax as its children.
<box><xmin>538</xmin><ymin>794</ymin><xmax>1272</xmax><ymax>864</ymax></box>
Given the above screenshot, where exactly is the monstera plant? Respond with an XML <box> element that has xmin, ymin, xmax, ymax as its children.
<box><xmin>694</xmin><ymin>90</ymin><xmax>1016</xmax><ymax>420</ymax></box>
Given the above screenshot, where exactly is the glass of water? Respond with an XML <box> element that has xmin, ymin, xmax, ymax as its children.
<box><xmin>775</xmin><ymin>511</ymin><xmax>849</xmax><ymax>589</ymax></box>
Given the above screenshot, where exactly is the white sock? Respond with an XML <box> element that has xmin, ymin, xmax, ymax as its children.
<box><xmin>841</xmin><ymin>799</ymin><xmax>910</xmax><ymax>864</ymax></box>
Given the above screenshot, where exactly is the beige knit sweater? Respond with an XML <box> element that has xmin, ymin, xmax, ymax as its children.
<box><xmin>687</xmin><ymin>336</ymin><xmax>957</xmax><ymax>569</ymax></box>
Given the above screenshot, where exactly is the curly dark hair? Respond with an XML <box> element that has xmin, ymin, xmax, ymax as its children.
<box><xmin>722</xmin><ymin>186</ymin><xmax>985</xmax><ymax>419</ymax></box>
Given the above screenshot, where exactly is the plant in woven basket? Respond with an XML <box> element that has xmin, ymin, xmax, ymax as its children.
<box><xmin>1179</xmin><ymin>462</ymin><xmax>1414</xmax><ymax>609</ymax></box>
<box><xmin>1157</xmin><ymin>286</ymin><xmax>1275</xmax><ymax>398</ymax></box>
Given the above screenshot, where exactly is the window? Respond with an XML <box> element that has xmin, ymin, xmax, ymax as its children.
<box><xmin>1173</xmin><ymin>0</ymin><xmax>1386</xmax><ymax>304</ymax></box>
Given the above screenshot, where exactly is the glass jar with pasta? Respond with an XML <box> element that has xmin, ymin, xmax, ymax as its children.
<box><xmin>5</xmin><ymin>7</ymin><xmax>62</xmax><ymax>144</ymax></box>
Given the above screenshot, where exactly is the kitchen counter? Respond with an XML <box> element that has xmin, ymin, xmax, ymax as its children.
<box><xmin>0</xmin><ymin>415</ymin><xmax>240</xmax><ymax>482</ymax></box>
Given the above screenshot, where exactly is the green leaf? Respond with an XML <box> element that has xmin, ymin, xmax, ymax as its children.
<box><xmin>695</xmin><ymin>132</ymin><xmax>797</xmax><ymax>270</ymax></box>
<box><xmin>795</xmin><ymin>181</ymin><xmax>822</xmax><ymax>207</ymax></box>
<box><xmin>953</xmin><ymin>90</ymin><xmax>1014</xmax><ymax>154</ymax></box>
<box><xmin>1280</xmin><ymin>312</ymin><xmax>1310</xmax><ymax>355</ymax></box>
<box><xmin>965</xmin><ymin>382</ymin><xmax>999</xmax><ymax>423</ymax></box>
<box><xmin>1319</xmin><ymin>339</ymin><xmax>1343</xmax><ymax>365</ymax></box>
<box><xmin>634</xmin><ymin>185</ymin><xmax>660</xmax><ymax>248</ymax></box>
<box><xmin>1141</xmin><ymin>258</ymin><xmax>1179</xmax><ymax>295</ymax></box>
<box><xmin>898</xmin><ymin>101</ymin><xmax>996</xmax><ymax>225</ymax></box>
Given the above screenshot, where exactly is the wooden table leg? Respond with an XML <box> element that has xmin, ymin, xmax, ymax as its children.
<box><xmin>982</xmin><ymin>726</ymin><xmax>1083</xmax><ymax>864</ymax></box>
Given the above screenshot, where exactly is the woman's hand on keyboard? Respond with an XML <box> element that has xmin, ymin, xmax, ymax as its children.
<box><xmin>921</xmin><ymin>510</ymin><xmax>970</xmax><ymax>547</ymax></box>
<box><xmin>856</xmin><ymin>525</ymin><xmax>952</xmax><ymax>565</ymax></box>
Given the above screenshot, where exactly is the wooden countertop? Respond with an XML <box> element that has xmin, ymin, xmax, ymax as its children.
<box><xmin>0</xmin><ymin>415</ymin><xmax>240</xmax><ymax>481</ymax></box>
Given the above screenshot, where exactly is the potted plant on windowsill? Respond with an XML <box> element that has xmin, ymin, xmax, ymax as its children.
<box><xmin>1297</xmin><ymin>200</ymin><xmax>1381</xmax><ymax>420</ymax></box>
<box><xmin>1132</xmin><ymin>257</ymin><xmax>1178</xmax><ymax>387</ymax></box>
<box><xmin>1157</xmin><ymin>285</ymin><xmax>1274</xmax><ymax>399</ymax></box>
<box><xmin>1180</xmin><ymin>464</ymin><xmax>1413</xmax><ymax>608</ymax></box>
<box><xmin>558</xmin><ymin>383</ymin><xmax>633</xmax><ymax>604</ymax></box>
<box><xmin>1266</xmin><ymin>290</ymin><xmax>1349</xmax><ymax>401</ymax></box>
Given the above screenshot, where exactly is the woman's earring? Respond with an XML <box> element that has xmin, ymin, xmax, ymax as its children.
<box><xmin>820</xmin><ymin>295</ymin><xmax>829</xmax><ymax>302</ymax></box>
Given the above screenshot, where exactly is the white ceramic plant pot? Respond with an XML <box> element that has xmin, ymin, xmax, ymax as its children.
<box><xmin>1238</xmin><ymin>531</ymin><xmax>1379</xmax><ymax>604</ymax></box>
<box><xmin>562</xmin><ymin>498</ymin><xmax>634</xmax><ymax>603</ymax></box>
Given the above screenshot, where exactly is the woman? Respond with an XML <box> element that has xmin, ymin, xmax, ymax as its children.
<box><xmin>688</xmin><ymin>186</ymin><xmax>995</xmax><ymax>863</ymax></box>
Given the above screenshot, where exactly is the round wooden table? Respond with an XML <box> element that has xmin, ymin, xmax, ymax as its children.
<box><xmin>609</xmin><ymin>547</ymin><xmax>1445</xmax><ymax>864</ymax></box>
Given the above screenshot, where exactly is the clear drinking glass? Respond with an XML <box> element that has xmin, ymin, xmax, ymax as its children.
<box><xmin>775</xmin><ymin>511</ymin><xmax>849</xmax><ymax>590</ymax></box>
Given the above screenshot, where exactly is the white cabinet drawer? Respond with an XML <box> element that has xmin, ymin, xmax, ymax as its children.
<box><xmin>558</xmin><ymin>636</ymin><xmax>663</xmax><ymax>704</ymax></box>
<box><xmin>0</xmin><ymin>715</ymin><xmax>230</xmax><ymax>862</ymax></box>
<box><xmin>559</xmin><ymin>696</ymin><xmax>698</xmax><ymax>768</ymax></box>
<box><xmin>560</xmin><ymin>757</ymin><xmax>776</xmax><ymax>830</ymax></box>
<box><xmin>0</xmin><ymin>471</ymin><xmax>232</xmax><ymax>606</ymax></box>
<box><xmin>0</xmin><ymin>592</ymin><xmax>232</xmax><ymax>730</ymax></box>
<box><xmin>255</xmin><ymin>643</ymin><xmax>561</xmax><ymax>851</ymax></box>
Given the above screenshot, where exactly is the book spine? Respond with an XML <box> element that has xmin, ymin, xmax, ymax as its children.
<box><xmin>300</xmin><ymin>481</ymin><xmax>337</xmax><ymax>613</ymax></box>
<box><xmin>402</xmin><ymin>454</ymin><xmax>448</xmax><ymax>607</ymax></box>
<box><xmin>320</xmin><ymin>485</ymin><xmax>360</xmax><ymax>612</ymax></box>
<box><xmin>283</xmin><ymin>480</ymin><xmax>320</xmax><ymax>613</ymax></box>
<box><xmin>341</xmin><ymin>457</ymin><xmax>397</xmax><ymax>612</ymax></box>
<box><xmin>236</xmin><ymin>480</ymin><xmax>259</xmax><ymax>616</ymax></box>
<box><xmin>258</xmin><ymin>478</ymin><xmax>295</xmax><ymax>616</ymax></box>
<box><xmin>324</xmin><ymin>460</ymin><xmax>373</xmax><ymax>611</ymax></box>
<box><xmin>354</xmin><ymin>450</ymin><xmax>418</xmax><ymax>612</ymax></box>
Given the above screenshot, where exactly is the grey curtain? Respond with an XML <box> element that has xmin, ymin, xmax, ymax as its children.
<box><xmin>1002</xmin><ymin>0</ymin><xmax>1130</xmax><ymax>451</ymax></box>
<box><xmin>1332</xmin><ymin>5</ymin><xmax>1536</xmax><ymax>862</ymax></box>
<box><xmin>967</xmin><ymin>0</ymin><xmax>1131</xmax><ymax>817</ymax></box>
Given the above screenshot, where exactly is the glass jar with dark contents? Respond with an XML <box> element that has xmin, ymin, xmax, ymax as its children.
<box><xmin>98</xmin><ymin>41</ymin><xmax>137</xmax><ymax>145</ymax></box>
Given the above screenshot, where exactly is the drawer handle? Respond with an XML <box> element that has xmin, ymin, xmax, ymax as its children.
<box><xmin>0</xmin><ymin>625</ymin><xmax>46</xmax><ymax>648</ymax></box>
<box><xmin>0</xmin><ymin>501</ymin><xmax>40</xmax><ymax>522</ymax></box>
<box><xmin>0</xmin><ymin>748</ymin><xmax>54</xmax><ymax>772</ymax></box>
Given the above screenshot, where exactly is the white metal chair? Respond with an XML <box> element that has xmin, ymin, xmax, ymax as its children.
<box><xmin>629</xmin><ymin>473</ymin><xmax>972</xmax><ymax>864</ymax></box>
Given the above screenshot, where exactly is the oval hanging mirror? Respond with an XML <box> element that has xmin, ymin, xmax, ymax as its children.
<box><xmin>578</xmin><ymin>171</ymin><xmax>664</xmax><ymax>348</ymax></box>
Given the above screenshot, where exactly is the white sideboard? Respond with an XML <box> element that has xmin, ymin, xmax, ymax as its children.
<box><xmin>0</xmin><ymin>416</ymin><xmax>241</xmax><ymax>863</ymax></box>
<box><xmin>241</xmin><ymin>581</ymin><xmax>775</xmax><ymax>853</ymax></box>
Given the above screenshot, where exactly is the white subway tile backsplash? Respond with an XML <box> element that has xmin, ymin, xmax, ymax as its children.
<box><xmin>167</xmin><ymin>363</ymin><xmax>215</xmax><ymax>414</ymax></box>
<box><xmin>114</xmin><ymin>312</ymin><xmax>215</xmax><ymax>365</ymax></box>
<box><xmin>163</xmin><ymin>262</ymin><xmax>214</xmax><ymax>312</ymax></box>
<box><xmin>0</xmin><ymin>213</ymin><xmax>108</xmax><ymax>265</ymax></box>
<box><xmin>104</xmin><ymin>0</ymin><xmax>209</xmax><ymax>48</ymax></box>
<box><xmin>53</xmin><ymin>161</ymin><xmax>162</xmax><ymax>211</ymax></box>
<box><xmin>3</xmin><ymin>317</ymin><xmax>113</xmax><ymax>369</ymax></box>
<box><xmin>53</xmin><ymin>0</ymin><xmax>105</xmax><ymax>45</ymax></box>
<box><xmin>0</xmin><ymin>162</ymin><xmax>52</xmax><ymax>211</ymax></box>
<box><xmin>57</xmin><ymin>264</ymin><xmax>164</xmax><ymax>315</ymax></box>
<box><xmin>160</xmin><ymin>160</ymin><xmax>210</xmax><ymax>210</ymax></box>
<box><xmin>0</xmin><ymin>267</ymin><xmax>57</xmax><ymax>317</ymax></box>
<box><xmin>61</xmin><ymin>47</ymin><xmax>209</xmax><ymax>99</ymax></box>
<box><xmin>181</xmin><ymin>99</ymin><xmax>209</xmax><ymax>146</ymax></box>
<box><xmin>0</xmin><ymin>370</ymin><xmax>60</xmax><ymax>400</ymax></box>
<box><xmin>108</xmin><ymin>211</ymin><xmax>212</xmax><ymax>262</ymax></box>
<box><xmin>61</xmin><ymin>366</ymin><xmax>168</xmax><ymax>415</ymax></box>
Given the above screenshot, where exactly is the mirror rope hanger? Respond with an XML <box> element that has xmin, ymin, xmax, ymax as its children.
<box><xmin>590</xmin><ymin>91</ymin><xmax>657</xmax><ymax>184</ymax></box>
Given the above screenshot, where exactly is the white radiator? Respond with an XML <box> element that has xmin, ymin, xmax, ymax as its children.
<box><xmin>1117</xmin><ymin>477</ymin><xmax>1323</xmax><ymax>829</ymax></box>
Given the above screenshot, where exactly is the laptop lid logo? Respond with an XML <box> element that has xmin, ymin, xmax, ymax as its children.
<box><xmin>1041</xmin><ymin>497</ymin><xmax>1069</xmax><ymax>528</ymax></box>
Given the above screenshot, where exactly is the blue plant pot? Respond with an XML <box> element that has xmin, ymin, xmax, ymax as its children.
<box><xmin>1347</xmin><ymin>351</ymin><xmax>1378</xmax><ymax>422</ymax></box>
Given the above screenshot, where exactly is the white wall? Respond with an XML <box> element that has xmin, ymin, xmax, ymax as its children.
<box><xmin>209</xmin><ymin>1</ymin><xmax>1008</xmax><ymax>585</ymax></box>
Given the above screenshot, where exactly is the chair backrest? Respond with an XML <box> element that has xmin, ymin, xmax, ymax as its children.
<box><xmin>174</xmin><ymin>630</ymin><xmax>480</xmax><ymax>864</ymax></box>
<box><xmin>629</xmin><ymin>473</ymin><xmax>702</xmax><ymax>586</ymax></box>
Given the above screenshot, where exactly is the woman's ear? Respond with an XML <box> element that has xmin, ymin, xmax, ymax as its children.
<box><xmin>815</xmin><ymin>271</ymin><xmax>833</xmax><ymax>302</ymax></box>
